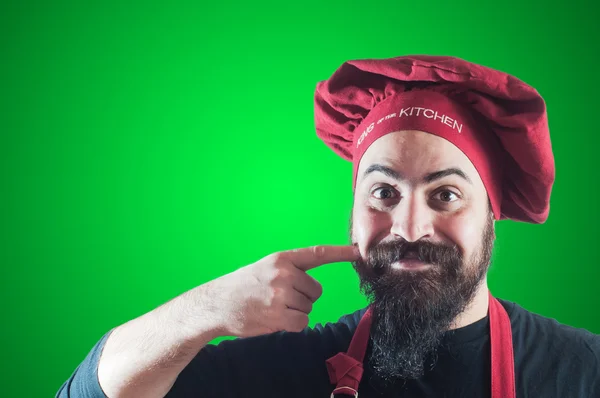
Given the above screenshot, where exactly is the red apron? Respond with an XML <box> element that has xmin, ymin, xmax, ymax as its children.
<box><xmin>325</xmin><ymin>291</ymin><xmax>515</xmax><ymax>398</ymax></box>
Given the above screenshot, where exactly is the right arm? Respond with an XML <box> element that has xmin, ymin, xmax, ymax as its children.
<box><xmin>56</xmin><ymin>245</ymin><xmax>359</xmax><ymax>398</ymax></box>
<box><xmin>95</xmin><ymin>280</ymin><xmax>227</xmax><ymax>398</ymax></box>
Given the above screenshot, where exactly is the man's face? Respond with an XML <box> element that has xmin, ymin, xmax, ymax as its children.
<box><xmin>350</xmin><ymin>130</ymin><xmax>495</xmax><ymax>383</ymax></box>
<box><xmin>351</xmin><ymin>129</ymin><xmax>490</xmax><ymax>265</ymax></box>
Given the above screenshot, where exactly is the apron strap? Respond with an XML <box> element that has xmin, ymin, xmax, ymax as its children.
<box><xmin>326</xmin><ymin>291</ymin><xmax>516</xmax><ymax>398</ymax></box>
<box><xmin>488</xmin><ymin>290</ymin><xmax>516</xmax><ymax>398</ymax></box>
<box><xmin>325</xmin><ymin>307</ymin><xmax>373</xmax><ymax>397</ymax></box>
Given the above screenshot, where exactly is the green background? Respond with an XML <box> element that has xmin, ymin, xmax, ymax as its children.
<box><xmin>1</xmin><ymin>0</ymin><xmax>598</xmax><ymax>396</ymax></box>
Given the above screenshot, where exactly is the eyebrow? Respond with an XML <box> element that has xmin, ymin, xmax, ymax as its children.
<box><xmin>363</xmin><ymin>164</ymin><xmax>472</xmax><ymax>185</ymax></box>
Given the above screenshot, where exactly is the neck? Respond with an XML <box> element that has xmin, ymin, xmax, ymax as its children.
<box><xmin>449</xmin><ymin>278</ymin><xmax>489</xmax><ymax>330</ymax></box>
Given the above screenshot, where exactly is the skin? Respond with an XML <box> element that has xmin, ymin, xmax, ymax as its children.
<box><xmin>351</xmin><ymin>129</ymin><xmax>494</xmax><ymax>329</ymax></box>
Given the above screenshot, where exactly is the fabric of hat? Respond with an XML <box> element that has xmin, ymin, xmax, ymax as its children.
<box><xmin>314</xmin><ymin>55</ymin><xmax>555</xmax><ymax>224</ymax></box>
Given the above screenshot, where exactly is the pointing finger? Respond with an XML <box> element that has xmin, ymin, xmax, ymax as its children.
<box><xmin>283</xmin><ymin>245</ymin><xmax>359</xmax><ymax>271</ymax></box>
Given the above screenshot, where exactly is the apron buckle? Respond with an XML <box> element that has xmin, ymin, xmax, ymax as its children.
<box><xmin>330</xmin><ymin>386</ymin><xmax>359</xmax><ymax>397</ymax></box>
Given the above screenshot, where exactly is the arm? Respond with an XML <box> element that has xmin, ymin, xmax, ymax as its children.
<box><xmin>56</xmin><ymin>245</ymin><xmax>359</xmax><ymax>398</ymax></box>
<box><xmin>55</xmin><ymin>281</ymin><xmax>225</xmax><ymax>398</ymax></box>
<box><xmin>96</xmin><ymin>282</ymin><xmax>225</xmax><ymax>398</ymax></box>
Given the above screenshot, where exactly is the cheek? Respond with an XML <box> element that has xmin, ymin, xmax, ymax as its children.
<box><xmin>352</xmin><ymin>206</ymin><xmax>391</xmax><ymax>257</ymax></box>
<box><xmin>439</xmin><ymin>211</ymin><xmax>483</xmax><ymax>258</ymax></box>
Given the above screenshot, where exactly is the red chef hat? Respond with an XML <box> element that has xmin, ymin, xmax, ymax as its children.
<box><xmin>314</xmin><ymin>55</ymin><xmax>555</xmax><ymax>224</ymax></box>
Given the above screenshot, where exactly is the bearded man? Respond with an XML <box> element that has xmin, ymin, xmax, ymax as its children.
<box><xmin>57</xmin><ymin>55</ymin><xmax>600</xmax><ymax>398</ymax></box>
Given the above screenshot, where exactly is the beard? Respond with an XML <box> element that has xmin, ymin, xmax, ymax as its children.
<box><xmin>351</xmin><ymin>214</ymin><xmax>495</xmax><ymax>384</ymax></box>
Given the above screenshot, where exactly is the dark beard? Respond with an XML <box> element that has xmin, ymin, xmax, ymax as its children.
<box><xmin>352</xmin><ymin>216</ymin><xmax>495</xmax><ymax>383</ymax></box>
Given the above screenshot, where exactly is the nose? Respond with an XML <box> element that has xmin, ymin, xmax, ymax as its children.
<box><xmin>390</xmin><ymin>194</ymin><xmax>434</xmax><ymax>242</ymax></box>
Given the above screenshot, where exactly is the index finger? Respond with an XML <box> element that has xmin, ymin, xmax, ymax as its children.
<box><xmin>284</xmin><ymin>245</ymin><xmax>360</xmax><ymax>271</ymax></box>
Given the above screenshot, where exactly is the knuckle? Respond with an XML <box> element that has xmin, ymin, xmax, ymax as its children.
<box><xmin>314</xmin><ymin>282</ymin><xmax>323</xmax><ymax>297</ymax></box>
<box><xmin>272</xmin><ymin>286</ymin><xmax>284</xmax><ymax>299</ymax></box>
<box><xmin>307</xmin><ymin>301</ymin><xmax>314</xmax><ymax>313</ymax></box>
<box><xmin>294</xmin><ymin>314</ymin><xmax>309</xmax><ymax>332</ymax></box>
<box><xmin>311</xmin><ymin>245</ymin><xmax>327</xmax><ymax>259</ymax></box>
<box><xmin>263</xmin><ymin>308</ymin><xmax>280</xmax><ymax>330</ymax></box>
<box><xmin>273</xmin><ymin>267</ymin><xmax>291</xmax><ymax>282</ymax></box>
<box><xmin>267</xmin><ymin>252</ymin><xmax>285</xmax><ymax>264</ymax></box>
<box><xmin>266</xmin><ymin>287</ymin><xmax>281</xmax><ymax>306</ymax></box>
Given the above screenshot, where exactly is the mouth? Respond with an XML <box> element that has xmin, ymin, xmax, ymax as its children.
<box><xmin>403</xmin><ymin>250</ymin><xmax>419</xmax><ymax>259</ymax></box>
<box><xmin>391</xmin><ymin>258</ymin><xmax>431</xmax><ymax>271</ymax></box>
<box><xmin>391</xmin><ymin>250</ymin><xmax>431</xmax><ymax>270</ymax></box>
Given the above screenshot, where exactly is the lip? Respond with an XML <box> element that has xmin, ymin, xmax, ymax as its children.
<box><xmin>391</xmin><ymin>258</ymin><xmax>431</xmax><ymax>270</ymax></box>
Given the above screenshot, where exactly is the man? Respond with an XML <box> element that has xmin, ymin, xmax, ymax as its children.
<box><xmin>56</xmin><ymin>55</ymin><xmax>600</xmax><ymax>398</ymax></box>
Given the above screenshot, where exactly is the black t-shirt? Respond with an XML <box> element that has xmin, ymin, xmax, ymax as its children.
<box><xmin>56</xmin><ymin>299</ymin><xmax>600</xmax><ymax>397</ymax></box>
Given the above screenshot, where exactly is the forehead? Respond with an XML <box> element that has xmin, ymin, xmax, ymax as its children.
<box><xmin>356</xmin><ymin>130</ymin><xmax>483</xmax><ymax>186</ymax></box>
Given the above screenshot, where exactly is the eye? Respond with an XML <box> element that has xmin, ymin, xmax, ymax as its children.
<box><xmin>371</xmin><ymin>186</ymin><xmax>398</xmax><ymax>200</ymax></box>
<box><xmin>433</xmin><ymin>190</ymin><xmax>460</xmax><ymax>203</ymax></box>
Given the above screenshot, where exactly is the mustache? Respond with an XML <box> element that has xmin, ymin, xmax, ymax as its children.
<box><xmin>365</xmin><ymin>240</ymin><xmax>462</xmax><ymax>271</ymax></box>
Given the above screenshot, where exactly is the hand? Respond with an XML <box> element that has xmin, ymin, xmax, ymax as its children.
<box><xmin>207</xmin><ymin>245</ymin><xmax>359</xmax><ymax>338</ymax></box>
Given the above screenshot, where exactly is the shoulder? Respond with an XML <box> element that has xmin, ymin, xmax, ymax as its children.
<box><xmin>194</xmin><ymin>307</ymin><xmax>368</xmax><ymax>365</ymax></box>
<box><xmin>174</xmin><ymin>308</ymin><xmax>368</xmax><ymax>396</ymax></box>
<box><xmin>500</xmin><ymin>298</ymin><xmax>600</xmax><ymax>355</ymax></box>
<box><xmin>498</xmin><ymin>298</ymin><xmax>600</xmax><ymax>395</ymax></box>
<box><xmin>312</xmin><ymin>307</ymin><xmax>368</xmax><ymax>347</ymax></box>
